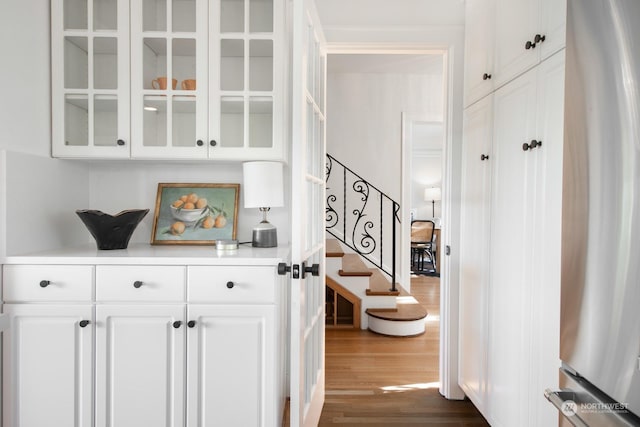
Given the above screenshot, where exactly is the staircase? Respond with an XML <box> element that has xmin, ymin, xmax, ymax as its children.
<box><xmin>325</xmin><ymin>238</ymin><xmax>428</xmax><ymax>336</ymax></box>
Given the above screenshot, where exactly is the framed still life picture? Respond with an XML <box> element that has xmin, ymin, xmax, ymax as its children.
<box><xmin>151</xmin><ymin>183</ymin><xmax>240</xmax><ymax>245</ymax></box>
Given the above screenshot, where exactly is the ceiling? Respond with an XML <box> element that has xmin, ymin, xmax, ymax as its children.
<box><xmin>315</xmin><ymin>0</ymin><xmax>465</xmax><ymax>28</ymax></box>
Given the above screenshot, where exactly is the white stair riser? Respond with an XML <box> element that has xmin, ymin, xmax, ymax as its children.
<box><xmin>367</xmin><ymin>316</ymin><xmax>426</xmax><ymax>336</ymax></box>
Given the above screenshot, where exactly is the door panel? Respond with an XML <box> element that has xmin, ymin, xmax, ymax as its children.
<box><xmin>2</xmin><ymin>304</ymin><xmax>93</xmax><ymax>427</ymax></box>
<box><xmin>186</xmin><ymin>305</ymin><xmax>275</xmax><ymax>427</ymax></box>
<box><xmin>95</xmin><ymin>304</ymin><xmax>185</xmax><ymax>427</ymax></box>
<box><xmin>290</xmin><ymin>0</ymin><xmax>326</xmax><ymax>425</ymax></box>
<box><xmin>488</xmin><ymin>66</ymin><xmax>537</xmax><ymax>426</ymax></box>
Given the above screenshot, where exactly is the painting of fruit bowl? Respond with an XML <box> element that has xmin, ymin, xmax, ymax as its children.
<box><xmin>170</xmin><ymin>205</ymin><xmax>206</xmax><ymax>223</ymax></box>
<box><xmin>151</xmin><ymin>183</ymin><xmax>239</xmax><ymax>245</ymax></box>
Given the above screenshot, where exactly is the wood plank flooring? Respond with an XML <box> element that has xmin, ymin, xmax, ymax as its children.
<box><xmin>318</xmin><ymin>275</ymin><xmax>489</xmax><ymax>426</ymax></box>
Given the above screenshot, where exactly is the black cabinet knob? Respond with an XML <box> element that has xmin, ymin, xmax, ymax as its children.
<box><xmin>187</xmin><ymin>320</ymin><xmax>196</xmax><ymax>328</ymax></box>
<box><xmin>117</xmin><ymin>139</ymin><xmax>125</xmax><ymax>146</ymax></box>
<box><xmin>196</xmin><ymin>140</ymin><xmax>204</xmax><ymax>146</ymax></box>
<box><xmin>523</xmin><ymin>140</ymin><xmax>542</xmax><ymax>151</ymax></box>
<box><xmin>534</xmin><ymin>34</ymin><xmax>546</xmax><ymax>44</ymax></box>
<box><xmin>79</xmin><ymin>320</ymin><xmax>90</xmax><ymax>328</ymax></box>
<box><xmin>173</xmin><ymin>321</ymin><xmax>182</xmax><ymax>328</ymax></box>
<box><xmin>482</xmin><ymin>73</ymin><xmax>492</xmax><ymax>80</ymax></box>
<box><xmin>525</xmin><ymin>40</ymin><xmax>536</xmax><ymax>50</ymax></box>
<box><xmin>39</xmin><ymin>280</ymin><xmax>51</xmax><ymax>288</ymax></box>
<box><xmin>226</xmin><ymin>281</ymin><xmax>235</xmax><ymax>289</ymax></box>
<box><xmin>210</xmin><ymin>140</ymin><xmax>217</xmax><ymax>147</ymax></box>
<box><xmin>480</xmin><ymin>154</ymin><xmax>490</xmax><ymax>161</ymax></box>
<box><xmin>133</xmin><ymin>281</ymin><xmax>143</xmax><ymax>288</ymax></box>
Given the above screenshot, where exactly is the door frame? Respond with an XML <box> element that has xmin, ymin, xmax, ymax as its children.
<box><xmin>324</xmin><ymin>43</ymin><xmax>464</xmax><ymax>400</ymax></box>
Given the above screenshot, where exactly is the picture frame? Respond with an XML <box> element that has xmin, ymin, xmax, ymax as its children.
<box><xmin>151</xmin><ymin>183</ymin><xmax>240</xmax><ymax>245</ymax></box>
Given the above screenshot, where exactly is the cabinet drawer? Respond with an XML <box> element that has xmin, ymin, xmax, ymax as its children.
<box><xmin>188</xmin><ymin>266</ymin><xmax>276</xmax><ymax>303</ymax></box>
<box><xmin>3</xmin><ymin>265</ymin><xmax>94</xmax><ymax>302</ymax></box>
<box><xmin>96</xmin><ymin>266</ymin><xmax>185</xmax><ymax>302</ymax></box>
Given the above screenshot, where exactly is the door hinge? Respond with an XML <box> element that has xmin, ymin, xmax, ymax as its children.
<box><xmin>277</xmin><ymin>262</ymin><xmax>300</xmax><ymax>279</ymax></box>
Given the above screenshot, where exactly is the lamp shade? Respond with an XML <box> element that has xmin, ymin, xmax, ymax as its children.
<box><xmin>243</xmin><ymin>161</ymin><xmax>284</xmax><ymax>208</ymax></box>
<box><xmin>424</xmin><ymin>187</ymin><xmax>441</xmax><ymax>202</ymax></box>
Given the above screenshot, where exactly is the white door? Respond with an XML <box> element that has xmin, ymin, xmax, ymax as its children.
<box><xmin>186</xmin><ymin>304</ymin><xmax>275</xmax><ymax>427</ymax></box>
<box><xmin>458</xmin><ymin>94</ymin><xmax>494</xmax><ymax>414</ymax></box>
<box><xmin>488</xmin><ymin>65</ymin><xmax>537</xmax><ymax>426</ymax></box>
<box><xmin>289</xmin><ymin>0</ymin><xmax>327</xmax><ymax>425</ymax></box>
<box><xmin>95</xmin><ymin>304</ymin><xmax>185</xmax><ymax>427</ymax></box>
<box><xmin>2</xmin><ymin>304</ymin><xmax>93</xmax><ymax>427</ymax></box>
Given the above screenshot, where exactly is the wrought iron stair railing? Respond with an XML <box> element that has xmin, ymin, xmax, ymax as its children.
<box><xmin>325</xmin><ymin>154</ymin><xmax>400</xmax><ymax>290</ymax></box>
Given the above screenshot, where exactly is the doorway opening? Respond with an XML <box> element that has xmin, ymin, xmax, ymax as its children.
<box><xmin>324</xmin><ymin>48</ymin><xmax>453</xmax><ymax>397</ymax></box>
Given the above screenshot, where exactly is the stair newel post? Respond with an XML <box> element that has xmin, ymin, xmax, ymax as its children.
<box><xmin>391</xmin><ymin>201</ymin><xmax>397</xmax><ymax>292</ymax></box>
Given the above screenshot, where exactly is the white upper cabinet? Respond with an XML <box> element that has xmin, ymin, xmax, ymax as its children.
<box><xmin>493</xmin><ymin>0</ymin><xmax>566</xmax><ymax>89</ymax></box>
<box><xmin>463</xmin><ymin>0</ymin><xmax>495</xmax><ymax>107</ymax></box>
<box><xmin>130</xmin><ymin>0</ymin><xmax>209</xmax><ymax>159</ymax></box>
<box><xmin>464</xmin><ymin>0</ymin><xmax>566</xmax><ymax>104</ymax></box>
<box><xmin>52</xmin><ymin>0</ymin><xmax>131</xmax><ymax>158</ymax></box>
<box><xmin>52</xmin><ymin>0</ymin><xmax>284</xmax><ymax>161</ymax></box>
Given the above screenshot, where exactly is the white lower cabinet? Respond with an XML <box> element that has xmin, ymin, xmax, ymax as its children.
<box><xmin>2</xmin><ymin>304</ymin><xmax>94</xmax><ymax>427</ymax></box>
<box><xmin>187</xmin><ymin>305</ymin><xmax>275</xmax><ymax>427</ymax></box>
<box><xmin>95</xmin><ymin>304</ymin><xmax>186</xmax><ymax>427</ymax></box>
<box><xmin>2</xmin><ymin>254</ymin><xmax>286</xmax><ymax>427</ymax></box>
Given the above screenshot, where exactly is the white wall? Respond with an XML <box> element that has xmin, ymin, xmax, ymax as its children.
<box><xmin>88</xmin><ymin>162</ymin><xmax>291</xmax><ymax>246</ymax></box>
<box><xmin>0</xmin><ymin>0</ymin><xmax>52</xmax><ymax>157</ymax></box>
<box><xmin>327</xmin><ymin>57</ymin><xmax>444</xmax><ymax>200</ymax></box>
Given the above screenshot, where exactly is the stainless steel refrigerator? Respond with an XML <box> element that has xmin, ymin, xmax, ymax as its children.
<box><xmin>545</xmin><ymin>0</ymin><xmax>640</xmax><ymax>426</ymax></box>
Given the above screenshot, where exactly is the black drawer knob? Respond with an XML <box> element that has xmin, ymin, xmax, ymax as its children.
<box><xmin>226</xmin><ymin>281</ymin><xmax>235</xmax><ymax>289</ymax></box>
<box><xmin>117</xmin><ymin>139</ymin><xmax>125</xmax><ymax>146</ymax></box>
<box><xmin>210</xmin><ymin>140</ymin><xmax>217</xmax><ymax>147</ymax></box>
<box><xmin>187</xmin><ymin>320</ymin><xmax>196</xmax><ymax>328</ymax></box>
<box><xmin>196</xmin><ymin>140</ymin><xmax>204</xmax><ymax>146</ymax></box>
<box><xmin>173</xmin><ymin>321</ymin><xmax>182</xmax><ymax>329</ymax></box>
<box><xmin>534</xmin><ymin>34</ymin><xmax>546</xmax><ymax>44</ymax></box>
<box><xmin>480</xmin><ymin>154</ymin><xmax>490</xmax><ymax>161</ymax></box>
<box><xmin>133</xmin><ymin>281</ymin><xmax>143</xmax><ymax>288</ymax></box>
<box><xmin>39</xmin><ymin>280</ymin><xmax>51</xmax><ymax>288</ymax></box>
<box><xmin>482</xmin><ymin>73</ymin><xmax>492</xmax><ymax>80</ymax></box>
<box><xmin>525</xmin><ymin>40</ymin><xmax>536</xmax><ymax>50</ymax></box>
<box><xmin>79</xmin><ymin>320</ymin><xmax>90</xmax><ymax>328</ymax></box>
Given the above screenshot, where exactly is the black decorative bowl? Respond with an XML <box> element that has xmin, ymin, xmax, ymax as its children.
<box><xmin>76</xmin><ymin>209</ymin><xmax>149</xmax><ymax>250</ymax></box>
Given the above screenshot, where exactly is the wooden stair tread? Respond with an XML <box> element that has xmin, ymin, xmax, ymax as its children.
<box><xmin>339</xmin><ymin>254</ymin><xmax>373</xmax><ymax>276</ymax></box>
<box><xmin>366</xmin><ymin>303</ymin><xmax>428</xmax><ymax>322</ymax></box>
<box><xmin>365</xmin><ymin>269</ymin><xmax>400</xmax><ymax>296</ymax></box>
<box><xmin>326</xmin><ymin>239</ymin><xmax>345</xmax><ymax>257</ymax></box>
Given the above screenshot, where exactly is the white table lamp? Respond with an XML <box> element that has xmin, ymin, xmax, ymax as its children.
<box><xmin>243</xmin><ymin>161</ymin><xmax>284</xmax><ymax>247</ymax></box>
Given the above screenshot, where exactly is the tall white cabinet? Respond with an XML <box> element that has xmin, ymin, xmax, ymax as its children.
<box><xmin>459</xmin><ymin>1</ymin><xmax>566</xmax><ymax>425</ymax></box>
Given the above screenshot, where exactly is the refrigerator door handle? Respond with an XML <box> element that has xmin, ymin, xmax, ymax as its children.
<box><xmin>545</xmin><ymin>389</ymin><xmax>589</xmax><ymax>427</ymax></box>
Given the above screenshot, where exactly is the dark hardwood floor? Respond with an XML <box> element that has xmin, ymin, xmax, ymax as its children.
<box><xmin>318</xmin><ymin>275</ymin><xmax>489</xmax><ymax>426</ymax></box>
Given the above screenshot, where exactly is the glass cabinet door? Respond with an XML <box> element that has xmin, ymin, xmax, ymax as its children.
<box><xmin>211</xmin><ymin>0</ymin><xmax>282</xmax><ymax>159</ymax></box>
<box><xmin>52</xmin><ymin>0</ymin><xmax>130</xmax><ymax>158</ymax></box>
<box><xmin>131</xmin><ymin>0</ymin><xmax>208</xmax><ymax>158</ymax></box>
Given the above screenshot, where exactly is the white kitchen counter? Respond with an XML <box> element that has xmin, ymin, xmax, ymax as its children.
<box><xmin>2</xmin><ymin>243</ymin><xmax>290</xmax><ymax>266</ymax></box>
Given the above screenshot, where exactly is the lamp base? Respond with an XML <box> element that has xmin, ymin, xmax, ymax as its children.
<box><xmin>252</xmin><ymin>221</ymin><xmax>278</xmax><ymax>248</ymax></box>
